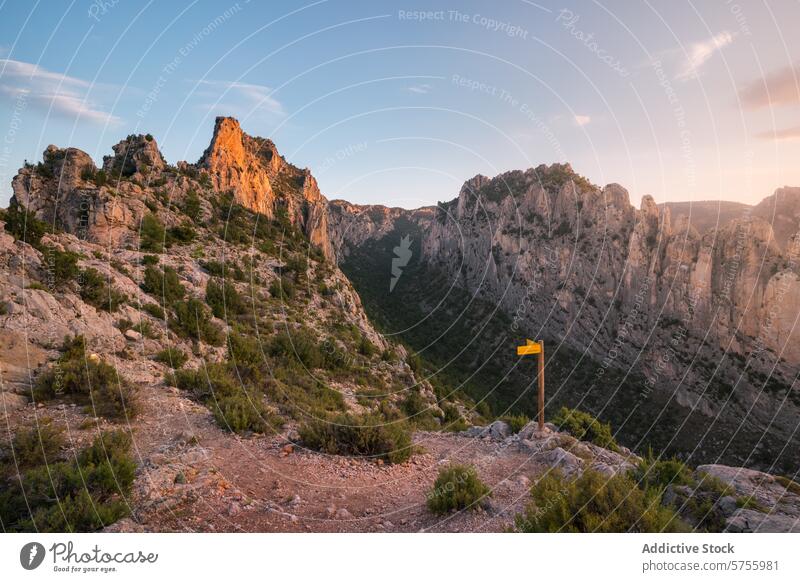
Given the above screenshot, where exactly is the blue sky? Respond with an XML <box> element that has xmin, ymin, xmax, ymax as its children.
<box><xmin>1</xmin><ymin>0</ymin><xmax>799</xmax><ymax>208</ymax></box>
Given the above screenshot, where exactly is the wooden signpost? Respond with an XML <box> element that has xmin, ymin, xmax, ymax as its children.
<box><xmin>516</xmin><ymin>339</ymin><xmax>545</xmax><ymax>431</ymax></box>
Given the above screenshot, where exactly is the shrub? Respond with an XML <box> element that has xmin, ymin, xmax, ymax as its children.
<box><xmin>10</xmin><ymin>420</ymin><xmax>64</xmax><ymax>468</ymax></box>
<box><xmin>269</xmin><ymin>328</ymin><xmax>322</xmax><ymax>369</ymax></box>
<box><xmin>170</xmin><ymin>298</ymin><xmax>224</xmax><ymax>345</ymax></box>
<box><xmin>154</xmin><ymin>347</ymin><xmax>188</xmax><ymax>369</ymax></box>
<box><xmin>139</xmin><ymin>213</ymin><xmax>165</xmax><ymax>252</ymax></box>
<box><xmin>299</xmin><ymin>413</ymin><xmax>413</xmax><ymax>463</ymax></box>
<box><xmin>427</xmin><ymin>464</ymin><xmax>491</xmax><ymax>514</ymax></box>
<box><xmin>227</xmin><ymin>331</ymin><xmax>264</xmax><ymax>382</ymax></box>
<box><xmin>166</xmin><ymin>222</ymin><xmax>196</xmax><ymax>245</ymax></box>
<box><xmin>515</xmin><ymin>469</ymin><xmax>689</xmax><ymax>533</ymax></box>
<box><xmin>441</xmin><ymin>403</ymin><xmax>469</xmax><ymax>432</ymax></box>
<box><xmin>269</xmin><ymin>276</ymin><xmax>295</xmax><ymax>300</ymax></box>
<box><xmin>79</xmin><ymin>268</ymin><xmax>125</xmax><ymax>312</ymax></box>
<box><xmin>140</xmin><ymin>265</ymin><xmax>185</xmax><ymax>304</ymax></box>
<box><xmin>173</xmin><ymin>363</ymin><xmax>280</xmax><ymax>434</ymax></box>
<box><xmin>3</xmin><ymin>199</ymin><xmax>49</xmax><ymax>248</ymax></box>
<box><xmin>0</xmin><ymin>429</ymin><xmax>135</xmax><ymax>532</ymax></box>
<box><xmin>182</xmin><ymin>190</ymin><xmax>202</xmax><ymax>221</ymax></box>
<box><xmin>205</xmin><ymin>278</ymin><xmax>246</xmax><ymax>319</ymax></box>
<box><xmin>141</xmin><ymin>302</ymin><xmax>165</xmax><ymax>319</ymax></box>
<box><xmin>141</xmin><ymin>254</ymin><xmax>159</xmax><ymax>266</ymax></box>
<box><xmin>43</xmin><ymin>246</ymin><xmax>80</xmax><ymax>290</ymax></box>
<box><xmin>358</xmin><ymin>335</ymin><xmax>376</xmax><ymax>357</ymax></box>
<box><xmin>550</xmin><ymin>407</ymin><xmax>619</xmax><ymax>452</ymax></box>
<box><xmin>631</xmin><ymin>451</ymin><xmax>694</xmax><ymax>491</ymax></box>
<box><xmin>209</xmin><ymin>392</ymin><xmax>279</xmax><ymax>434</ymax></box>
<box><xmin>33</xmin><ymin>336</ymin><xmax>138</xmax><ymax>419</ymax></box>
<box><xmin>500</xmin><ymin>414</ymin><xmax>530</xmax><ymax>434</ymax></box>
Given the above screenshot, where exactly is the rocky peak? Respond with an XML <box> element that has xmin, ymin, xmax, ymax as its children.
<box><xmin>103</xmin><ymin>134</ymin><xmax>166</xmax><ymax>178</ymax></box>
<box><xmin>197</xmin><ymin>116</ymin><xmax>332</xmax><ymax>258</ymax></box>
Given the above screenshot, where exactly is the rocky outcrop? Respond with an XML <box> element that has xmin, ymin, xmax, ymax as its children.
<box><xmin>103</xmin><ymin>134</ymin><xmax>166</xmax><ymax>178</ymax></box>
<box><xmin>11</xmin><ymin>117</ymin><xmax>333</xmax><ymax>258</ymax></box>
<box><xmin>198</xmin><ymin>117</ymin><xmax>333</xmax><ymax>259</ymax></box>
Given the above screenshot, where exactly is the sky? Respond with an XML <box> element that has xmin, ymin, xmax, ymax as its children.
<box><xmin>1</xmin><ymin>0</ymin><xmax>799</xmax><ymax>209</ymax></box>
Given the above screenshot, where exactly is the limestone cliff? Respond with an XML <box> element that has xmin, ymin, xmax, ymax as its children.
<box><xmin>11</xmin><ymin>117</ymin><xmax>333</xmax><ymax>259</ymax></box>
<box><xmin>328</xmin><ymin>164</ymin><xmax>800</xmax><ymax>470</ymax></box>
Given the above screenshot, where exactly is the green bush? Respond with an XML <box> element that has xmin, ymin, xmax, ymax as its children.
<box><xmin>358</xmin><ymin>335</ymin><xmax>376</xmax><ymax>357</ymax></box>
<box><xmin>140</xmin><ymin>265</ymin><xmax>185</xmax><ymax>304</ymax></box>
<box><xmin>550</xmin><ymin>407</ymin><xmax>619</xmax><ymax>452</ymax></box>
<box><xmin>79</xmin><ymin>268</ymin><xmax>125</xmax><ymax>312</ymax></box>
<box><xmin>269</xmin><ymin>328</ymin><xmax>322</xmax><ymax>369</ymax></box>
<box><xmin>209</xmin><ymin>392</ymin><xmax>280</xmax><ymax>434</ymax></box>
<box><xmin>500</xmin><ymin>414</ymin><xmax>530</xmax><ymax>434</ymax></box>
<box><xmin>10</xmin><ymin>420</ymin><xmax>64</xmax><ymax>469</ymax></box>
<box><xmin>427</xmin><ymin>463</ymin><xmax>491</xmax><ymax>514</ymax></box>
<box><xmin>173</xmin><ymin>364</ymin><xmax>280</xmax><ymax>434</ymax></box>
<box><xmin>299</xmin><ymin>412</ymin><xmax>413</xmax><ymax>464</ymax></box>
<box><xmin>182</xmin><ymin>190</ymin><xmax>202</xmax><ymax>221</ymax></box>
<box><xmin>227</xmin><ymin>331</ymin><xmax>264</xmax><ymax>382</ymax></box>
<box><xmin>140</xmin><ymin>213</ymin><xmax>165</xmax><ymax>252</ymax></box>
<box><xmin>166</xmin><ymin>222</ymin><xmax>196</xmax><ymax>245</ymax></box>
<box><xmin>631</xmin><ymin>451</ymin><xmax>694</xmax><ymax>491</ymax></box>
<box><xmin>205</xmin><ymin>278</ymin><xmax>246</xmax><ymax>319</ymax></box>
<box><xmin>269</xmin><ymin>276</ymin><xmax>295</xmax><ymax>300</ymax></box>
<box><xmin>43</xmin><ymin>246</ymin><xmax>80</xmax><ymax>290</ymax></box>
<box><xmin>200</xmin><ymin>259</ymin><xmax>245</xmax><ymax>281</ymax></box>
<box><xmin>141</xmin><ymin>302</ymin><xmax>165</xmax><ymax>319</ymax></box>
<box><xmin>141</xmin><ymin>254</ymin><xmax>159</xmax><ymax>266</ymax></box>
<box><xmin>0</xmin><ymin>429</ymin><xmax>135</xmax><ymax>532</ymax></box>
<box><xmin>154</xmin><ymin>347</ymin><xmax>188</xmax><ymax>369</ymax></box>
<box><xmin>441</xmin><ymin>403</ymin><xmax>469</xmax><ymax>432</ymax></box>
<box><xmin>515</xmin><ymin>469</ymin><xmax>689</xmax><ymax>533</ymax></box>
<box><xmin>2</xmin><ymin>199</ymin><xmax>50</xmax><ymax>248</ymax></box>
<box><xmin>170</xmin><ymin>298</ymin><xmax>224</xmax><ymax>345</ymax></box>
<box><xmin>33</xmin><ymin>336</ymin><xmax>138</xmax><ymax>419</ymax></box>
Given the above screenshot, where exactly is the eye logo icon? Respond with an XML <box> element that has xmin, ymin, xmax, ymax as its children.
<box><xmin>20</xmin><ymin>542</ymin><xmax>46</xmax><ymax>570</ymax></box>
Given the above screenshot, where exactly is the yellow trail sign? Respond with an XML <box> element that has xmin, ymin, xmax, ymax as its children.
<box><xmin>515</xmin><ymin>339</ymin><xmax>545</xmax><ymax>430</ymax></box>
<box><xmin>516</xmin><ymin>342</ymin><xmax>541</xmax><ymax>356</ymax></box>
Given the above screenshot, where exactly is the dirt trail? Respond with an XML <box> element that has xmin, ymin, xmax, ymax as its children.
<box><xmin>91</xmin><ymin>383</ymin><xmax>544</xmax><ymax>533</ymax></box>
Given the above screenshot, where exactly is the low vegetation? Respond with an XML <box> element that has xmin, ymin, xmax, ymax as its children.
<box><xmin>515</xmin><ymin>469</ymin><xmax>689</xmax><ymax>532</ymax></box>
<box><xmin>550</xmin><ymin>407</ymin><xmax>619</xmax><ymax>452</ymax></box>
<box><xmin>299</xmin><ymin>412</ymin><xmax>413</xmax><ymax>464</ymax></box>
<box><xmin>33</xmin><ymin>335</ymin><xmax>138</xmax><ymax>419</ymax></box>
<box><xmin>427</xmin><ymin>464</ymin><xmax>491</xmax><ymax>514</ymax></box>
<box><xmin>173</xmin><ymin>363</ymin><xmax>282</xmax><ymax>434</ymax></box>
<box><xmin>79</xmin><ymin>268</ymin><xmax>126</xmax><ymax>312</ymax></box>
<box><xmin>0</xmin><ymin>428</ymin><xmax>136</xmax><ymax>532</ymax></box>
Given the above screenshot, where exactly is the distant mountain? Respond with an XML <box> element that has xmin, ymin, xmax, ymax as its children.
<box><xmin>330</xmin><ymin>166</ymin><xmax>800</xmax><ymax>473</ymax></box>
<box><xmin>659</xmin><ymin>200</ymin><xmax>752</xmax><ymax>235</ymax></box>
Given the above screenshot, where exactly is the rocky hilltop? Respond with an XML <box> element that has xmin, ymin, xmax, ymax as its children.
<box><xmin>12</xmin><ymin>117</ymin><xmax>333</xmax><ymax>259</ymax></box>
<box><xmin>328</xmin><ymin>164</ymin><xmax>800</xmax><ymax>473</ymax></box>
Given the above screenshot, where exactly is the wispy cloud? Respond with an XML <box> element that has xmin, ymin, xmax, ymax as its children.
<box><xmin>193</xmin><ymin>79</ymin><xmax>285</xmax><ymax>116</ymax></box>
<box><xmin>675</xmin><ymin>31</ymin><xmax>734</xmax><ymax>81</ymax></box>
<box><xmin>0</xmin><ymin>58</ymin><xmax>120</xmax><ymax>124</ymax></box>
<box><xmin>407</xmin><ymin>83</ymin><xmax>432</xmax><ymax>94</ymax></box>
<box><xmin>574</xmin><ymin>114</ymin><xmax>591</xmax><ymax>127</ymax></box>
<box><xmin>740</xmin><ymin>64</ymin><xmax>800</xmax><ymax>109</ymax></box>
<box><xmin>756</xmin><ymin>125</ymin><xmax>800</xmax><ymax>140</ymax></box>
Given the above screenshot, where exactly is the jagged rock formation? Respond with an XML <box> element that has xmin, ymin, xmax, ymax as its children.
<box><xmin>328</xmin><ymin>164</ymin><xmax>800</xmax><ymax>471</ymax></box>
<box><xmin>11</xmin><ymin>117</ymin><xmax>333</xmax><ymax>258</ymax></box>
<box><xmin>198</xmin><ymin>117</ymin><xmax>333</xmax><ymax>258</ymax></box>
